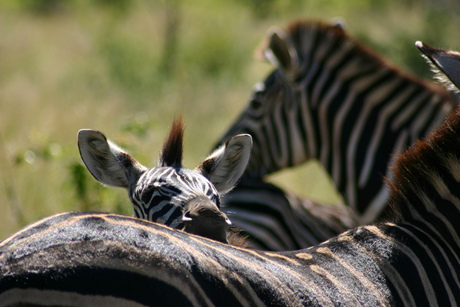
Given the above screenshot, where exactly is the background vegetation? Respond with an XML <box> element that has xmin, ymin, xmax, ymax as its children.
<box><xmin>1</xmin><ymin>0</ymin><xmax>460</xmax><ymax>239</ymax></box>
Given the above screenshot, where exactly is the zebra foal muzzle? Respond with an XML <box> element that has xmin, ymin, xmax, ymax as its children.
<box><xmin>182</xmin><ymin>195</ymin><xmax>232</xmax><ymax>243</ymax></box>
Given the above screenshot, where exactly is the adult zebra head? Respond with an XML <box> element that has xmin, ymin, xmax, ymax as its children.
<box><xmin>78</xmin><ymin>117</ymin><xmax>252</xmax><ymax>243</ymax></box>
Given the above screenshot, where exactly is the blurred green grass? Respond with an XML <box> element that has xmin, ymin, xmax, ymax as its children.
<box><xmin>1</xmin><ymin>0</ymin><xmax>460</xmax><ymax>239</ymax></box>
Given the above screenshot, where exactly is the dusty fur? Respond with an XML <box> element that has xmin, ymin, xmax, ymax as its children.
<box><xmin>226</xmin><ymin>227</ymin><xmax>250</xmax><ymax>248</ymax></box>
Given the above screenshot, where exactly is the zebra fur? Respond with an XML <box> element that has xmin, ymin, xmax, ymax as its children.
<box><xmin>78</xmin><ymin>116</ymin><xmax>252</xmax><ymax>243</ymax></box>
<box><xmin>216</xmin><ymin>19</ymin><xmax>457</xmax><ymax>249</ymax></box>
<box><xmin>218</xmin><ymin>20</ymin><xmax>456</xmax><ymax>214</ymax></box>
<box><xmin>3</xmin><ymin>110</ymin><xmax>460</xmax><ymax>305</ymax></box>
<box><xmin>2</xmin><ymin>47</ymin><xmax>460</xmax><ymax>304</ymax></box>
<box><xmin>220</xmin><ymin>178</ymin><xmax>357</xmax><ymax>250</ymax></box>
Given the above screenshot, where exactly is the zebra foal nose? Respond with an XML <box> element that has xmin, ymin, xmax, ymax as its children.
<box><xmin>181</xmin><ymin>196</ymin><xmax>231</xmax><ymax>243</ymax></box>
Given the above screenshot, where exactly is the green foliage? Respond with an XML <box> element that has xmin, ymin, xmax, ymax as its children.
<box><xmin>239</xmin><ymin>0</ymin><xmax>278</xmax><ymax>19</ymax></box>
<box><xmin>1</xmin><ymin>0</ymin><xmax>460</xmax><ymax>239</ymax></box>
<box><xmin>15</xmin><ymin>0</ymin><xmax>131</xmax><ymax>14</ymax></box>
<box><xmin>99</xmin><ymin>34</ymin><xmax>160</xmax><ymax>101</ymax></box>
<box><xmin>69</xmin><ymin>163</ymin><xmax>90</xmax><ymax>206</ymax></box>
<box><xmin>181</xmin><ymin>32</ymin><xmax>247</xmax><ymax>79</ymax></box>
<box><xmin>121</xmin><ymin>112</ymin><xmax>155</xmax><ymax>137</ymax></box>
<box><xmin>18</xmin><ymin>0</ymin><xmax>68</xmax><ymax>14</ymax></box>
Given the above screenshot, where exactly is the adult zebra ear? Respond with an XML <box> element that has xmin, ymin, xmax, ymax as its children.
<box><xmin>264</xmin><ymin>26</ymin><xmax>300</xmax><ymax>79</ymax></box>
<box><xmin>195</xmin><ymin>134</ymin><xmax>252</xmax><ymax>195</ymax></box>
<box><xmin>416</xmin><ymin>41</ymin><xmax>460</xmax><ymax>92</ymax></box>
<box><xmin>78</xmin><ymin>129</ymin><xmax>147</xmax><ymax>189</ymax></box>
<box><xmin>331</xmin><ymin>17</ymin><xmax>346</xmax><ymax>30</ymax></box>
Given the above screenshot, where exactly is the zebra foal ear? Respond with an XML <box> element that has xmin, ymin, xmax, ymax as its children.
<box><xmin>195</xmin><ymin>134</ymin><xmax>252</xmax><ymax>195</ymax></box>
<box><xmin>78</xmin><ymin>129</ymin><xmax>147</xmax><ymax>189</ymax></box>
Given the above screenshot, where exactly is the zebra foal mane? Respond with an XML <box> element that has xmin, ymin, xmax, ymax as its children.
<box><xmin>159</xmin><ymin>116</ymin><xmax>184</xmax><ymax>168</ymax></box>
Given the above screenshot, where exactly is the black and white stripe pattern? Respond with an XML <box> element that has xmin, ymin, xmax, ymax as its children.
<box><xmin>3</xmin><ymin>40</ymin><xmax>460</xmax><ymax>307</ymax></box>
<box><xmin>216</xmin><ymin>20</ymin><xmax>457</xmax><ymax>249</ymax></box>
<box><xmin>77</xmin><ymin>118</ymin><xmax>252</xmax><ymax>242</ymax></box>
<box><xmin>221</xmin><ymin>179</ymin><xmax>357</xmax><ymax>250</ymax></box>
<box><xmin>130</xmin><ymin>167</ymin><xmax>220</xmax><ymax>228</ymax></box>
<box><xmin>219</xmin><ymin>20</ymin><xmax>456</xmax><ymax>217</ymax></box>
<box><xmin>3</xmin><ymin>101</ymin><xmax>460</xmax><ymax>305</ymax></box>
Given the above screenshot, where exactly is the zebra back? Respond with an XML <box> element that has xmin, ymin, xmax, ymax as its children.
<box><xmin>4</xmin><ymin>103</ymin><xmax>460</xmax><ymax>304</ymax></box>
<box><xmin>4</xmin><ymin>89</ymin><xmax>460</xmax><ymax>304</ymax></box>
<box><xmin>217</xmin><ymin>20</ymin><xmax>457</xmax><ymax>222</ymax></box>
<box><xmin>3</xmin><ymin>138</ymin><xmax>460</xmax><ymax>306</ymax></box>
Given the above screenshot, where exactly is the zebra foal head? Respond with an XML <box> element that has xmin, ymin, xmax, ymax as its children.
<box><xmin>78</xmin><ymin>117</ymin><xmax>252</xmax><ymax>243</ymax></box>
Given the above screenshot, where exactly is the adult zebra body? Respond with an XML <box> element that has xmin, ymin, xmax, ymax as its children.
<box><xmin>221</xmin><ymin>178</ymin><xmax>357</xmax><ymax>250</ymax></box>
<box><xmin>217</xmin><ymin>20</ymin><xmax>457</xmax><ymax>249</ymax></box>
<box><xmin>2</xmin><ymin>47</ymin><xmax>460</xmax><ymax>305</ymax></box>
<box><xmin>2</xmin><ymin>106</ymin><xmax>460</xmax><ymax>304</ymax></box>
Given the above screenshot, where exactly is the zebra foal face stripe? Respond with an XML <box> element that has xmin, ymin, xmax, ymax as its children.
<box><xmin>131</xmin><ymin>167</ymin><xmax>220</xmax><ymax>226</ymax></box>
<box><xmin>78</xmin><ymin>117</ymin><xmax>252</xmax><ymax>243</ymax></box>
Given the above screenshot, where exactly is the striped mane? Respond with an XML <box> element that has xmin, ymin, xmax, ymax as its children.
<box><xmin>159</xmin><ymin>117</ymin><xmax>184</xmax><ymax>167</ymax></box>
<box><xmin>262</xmin><ymin>19</ymin><xmax>453</xmax><ymax>97</ymax></box>
<box><xmin>387</xmin><ymin>109</ymin><xmax>460</xmax><ymax>223</ymax></box>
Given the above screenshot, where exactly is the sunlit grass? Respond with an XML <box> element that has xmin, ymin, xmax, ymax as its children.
<box><xmin>1</xmin><ymin>0</ymin><xmax>459</xmax><ymax>239</ymax></box>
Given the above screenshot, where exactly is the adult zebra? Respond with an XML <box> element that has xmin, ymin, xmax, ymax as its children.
<box><xmin>2</xmin><ymin>47</ymin><xmax>460</xmax><ymax>304</ymax></box>
<box><xmin>216</xmin><ymin>20</ymin><xmax>457</xmax><ymax>249</ymax></box>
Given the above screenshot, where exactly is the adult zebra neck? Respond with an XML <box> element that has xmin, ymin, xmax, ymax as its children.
<box><xmin>216</xmin><ymin>20</ymin><xmax>457</xmax><ymax>222</ymax></box>
<box><xmin>387</xmin><ymin>107</ymin><xmax>460</xmax><ymax>238</ymax></box>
